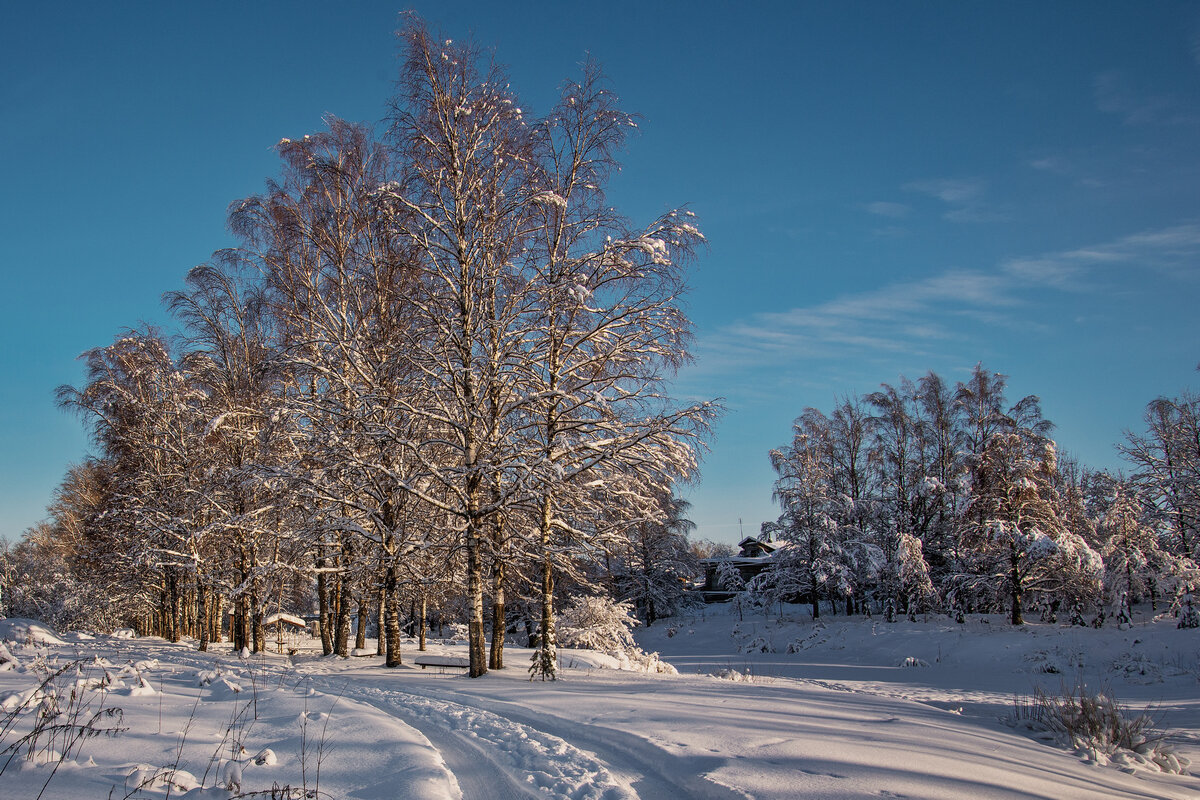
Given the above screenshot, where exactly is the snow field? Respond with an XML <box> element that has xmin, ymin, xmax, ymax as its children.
<box><xmin>0</xmin><ymin>630</ymin><xmax>457</xmax><ymax>799</ymax></box>
<box><xmin>4</xmin><ymin>607</ymin><xmax>1200</xmax><ymax>799</ymax></box>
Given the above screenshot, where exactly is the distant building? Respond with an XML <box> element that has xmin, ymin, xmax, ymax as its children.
<box><xmin>696</xmin><ymin>534</ymin><xmax>786</xmax><ymax>602</ymax></box>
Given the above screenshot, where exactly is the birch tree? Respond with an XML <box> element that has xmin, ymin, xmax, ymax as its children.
<box><xmin>519</xmin><ymin>63</ymin><xmax>713</xmax><ymax>678</ymax></box>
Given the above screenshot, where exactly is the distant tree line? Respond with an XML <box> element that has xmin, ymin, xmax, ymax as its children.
<box><xmin>0</xmin><ymin>21</ymin><xmax>714</xmax><ymax>680</ymax></box>
<box><xmin>755</xmin><ymin>365</ymin><xmax>1200</xmax><ymax>624</ymax></box>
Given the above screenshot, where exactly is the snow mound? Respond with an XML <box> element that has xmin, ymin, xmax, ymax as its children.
<box><xmin>0</xmin><ymin>642</ymin><xmax>20</xmax><ymax>671</ymax></box>
<box><xmin>0</xmin><ymin>618</ymin><xmax>65</xmax><ymax>646</ymax></box>
<box><xmin>557</xmin><ymin>649</ymin><xmax>623</xmax><ymax>670</ymax></box>
<box><xmin>125</xmin><ymin>765</ymin><xmax>202</xmax><ymax>794</ymax></box>
<box><xmin>207</xmin><ymin>677</ymin><xmax>245</xmax><ymax>699</ymax></box>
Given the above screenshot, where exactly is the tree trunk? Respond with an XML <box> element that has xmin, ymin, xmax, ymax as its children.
<box><xmin>355</xmin><ymin>596</ymin><xmax>367</xmax><ymax>651</ymax></box>
<box><xmin>533</xmin><ymin>493</ymin><xmax>557</xmax><ymax>680</ymax></box>
<box><xmin>334</xmin><ymin>575</ymin><xmax>351</xmax><ymax>657</ymax></box>
<box><xmin>376</xmin><ymin>587</ymin><xmax>387</xmax><ymax>657</ymax></box>
<box><xmin>197</xmin><ymin>583</ymin><xmax>210</xmax><ymax>652</ymax></box>
<box><xmin>213</xmin><ymin>593</ymin><xmax>224</xmax><ymax>644</ymax></box>
<box><xmin>418</xmin><ymin>594</ymin><xmax>427</xmax><ymax>652</ymax></box>
<box><xmin>489</xmin><ymin>558</ymin><xmax>506</xmax><ymax>669</ymax></box>
<box><xmin>466</xmin><ymin>520</ymin><xmax>488</xmax><ymax>676</ymax></box>
<box><xmin>252</xmin><ymin>595</ymin><xmax>265</xmax><ymax>654</ymax></box>
<box><xmin>235</xmin><ymin>594</ymin><xmax>249</xmax><ymax>651</ymax></box>
<box><xmin>384</xmin><ymin>564</ymin><xmax>403</xmax><ymax>668</ymax></box>
<box><xmin>1010</xmin><ymin>545</ymin><xmax>1024</xmax><ymax>625</ymax></box>
<box><xmin>1126</xmin><ymin>558</ymin><xmax>1135</xmax><ymax>607</ymax></box>
<box><xmin>169</xmin><ymin>573</ymin><xmax>183</xmax><ymax>643</ymax></box>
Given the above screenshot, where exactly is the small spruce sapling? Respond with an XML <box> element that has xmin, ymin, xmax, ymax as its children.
<box><xmin>1117</xmin><ymin>592</ymin><xmax>1133</xmax><ymax>630</ymax></box>
<box><xmin>1178</xmin><ymin>596</ymin><xmax>1200</xmax><ymax>629</ymax></box>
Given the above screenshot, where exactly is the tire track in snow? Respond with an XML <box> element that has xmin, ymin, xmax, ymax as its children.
<box><xmin>334</xmin><ymin>683</ymin><xmax>639</xmax><ymax>800</ymax></box>
<box><xmin>412</xmin><ymin>686</ymin><xmax>749</xmax><ymax>800</ymax></box>
<box><xmin>402</xmin><ymin>711</ymin><xmax>536</xmax><ymax>800</ymax></box>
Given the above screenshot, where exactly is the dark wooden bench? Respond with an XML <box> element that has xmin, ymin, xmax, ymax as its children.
<box><xmin>413</xmin><ymin>655</ymin><xmax>470</xmax><ymax>672</ymax></box>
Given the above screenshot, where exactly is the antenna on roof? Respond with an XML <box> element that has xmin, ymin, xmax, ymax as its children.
<box><xmin>739</xmin><ymin>518</ymin><xmax>743</xmax><ymax>539</ymax></box>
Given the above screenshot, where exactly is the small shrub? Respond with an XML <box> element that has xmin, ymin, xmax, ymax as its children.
<box><xmin>0</xmin><ymin>660</ymin><xmax>128</xmax><ymax>793</ymax></box>
<box><xmin>1178</xmin><ymin>596</ymin><xmax>1199</xmax><ymax>629</ymax></box>
<box><xmin>897</xmin><ymin>657</ymin><xmax>929</xmax><ymax>668</ymax></box>
<box><xmin>1010</xmin><ymin>683</ymin><xmax>1188</xmax><ymax>774</ymax></box>
<box><xmin>740</xmin><ymin>636</ymin><xmax>773</xmax><ymax>654</ymax></box>
<box><xmin>710</xmin><ymin>666</ymin><xmax>773</xmax><ymax>684</ymax></box>
<box><xmin>557</xmin><ymin>596</ymin><xmax>638</xmax><ymax>653</ymax></box>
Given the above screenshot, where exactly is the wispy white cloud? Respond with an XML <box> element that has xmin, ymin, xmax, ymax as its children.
<box><xmin>693</xmin><ymin>268</ymin><xmax>1013</xmax><ymax>375</ymax></box>
<box><xmin>944</xmin><ymin>207</ymin><xmax>1007</xmax><ymax>224</ymax></box>
<box><xmin>864</xmin><ymin>201</ymin><xmax>910</xmax><ymax>218</ymax></box>
<box><xmin>693</xmin><ymin>222</ymin><xmax>1200</xmax><ymax>380</ymax></box>
<box><xmin>1001</xmin><ymin>257</ymin><xmax>1082</xmax><ymax>288</ymax></box>
<box><xmin>1026</xmin><ymin>153</ymin><xmax>1110</xmax><ymax>191</ymax></box>
<box><xmin>1029</xmin><ymin>156</ymin><xmax>1069</xmax><ymax>174</ymax></box>
<box><xmin>905</xmin><ymin>178</ymin><xmax>984</xmax><ymax>205</ymax></box>
<box><xmin>1093</xmin><ymin>70</ymin><xmax>1196</xmax><ymax>126</ymax></box>
<box><xmin>1061</xmin><ymin>224</ymin><xmax>1200</xmax><ymax>278</ymax></box>
<box><xmin>904</xmin><ymin>177</ymin><xmax>1006</xmax><ymax>223</ymax></box>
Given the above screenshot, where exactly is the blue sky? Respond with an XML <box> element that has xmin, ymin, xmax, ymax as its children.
<box><xmin>2</xmin><ymin>2</ymin><xmax>1198</xmax><ymax>545</ymax></box>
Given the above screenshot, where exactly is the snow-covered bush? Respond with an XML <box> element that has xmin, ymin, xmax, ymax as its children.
<box><xmin>1116</xmin><ymin>593</ymin><xmax>1133</xmax><ymax>630</ymax></box>
<box><xmin>785</xmin><ymin>621</ymin><xmax>827</xmax><ymax>653</ymax></box>
<box><xmin>1111</xmin><ymin>652</ymin><xmax>1161</xmax><ymax>685</ymax></box>
<box><xmin>897</xmin><ymin>656</ymin><xmax>929</xmax><ymax>668</ymax></box>
<box><xmin>1025</xmin><ymin>650</ymin><xmax>1066</xmax><ymax>675</ymax></box>
<box><xmin>557</xmin><ymin>596</ymin><xmax>638</xmax><ymax>653</ymax></box>
<box><xmin>740</xmin><ymin>636</ymin><xmax>774</xmax><ymax>654</ymax></box>
<box><xmin>1010</xmin><ymin>684</ymin><xmax>1188</xmax><ymax>774</ymax></box>
<box><xmin>616</xmin><ymin>649</ymin><xmax>678</xmax><ymax>674</ymax></box>
<box><xmin>1178</xmin><ymin>596</ymin><xmax>1199</xmax><ymax>629</ymax></box>
<box><xmin>1</xmin><ymin>540</ymin><xmax>122</xmax><ymax>634</ymax></box>
<box><xmin>556</xmin><ymin>596</ymin><xmax>675</xmax><ymax>673</ymax></box>
<box><xmin>0</xmin><ymin>642</ymin><xmax>20</xmax><ymax>672</ymax></box>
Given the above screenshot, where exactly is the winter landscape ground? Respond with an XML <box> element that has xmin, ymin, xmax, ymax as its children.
<box><xmin>3</xmin><ymin>606</ymin><xmax>1200</xmax><ymax>800</ymax></box>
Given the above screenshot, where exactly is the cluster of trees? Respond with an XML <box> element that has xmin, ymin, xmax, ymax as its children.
<box><xmin>0</xmin><ymin>23</ymin><xmax>714</xmax><ymax>679</ymax></box>
<box><xmin>757</xmin><ymin>365</ymin><xmax>1200</xmax><ymax>625</ymax></box>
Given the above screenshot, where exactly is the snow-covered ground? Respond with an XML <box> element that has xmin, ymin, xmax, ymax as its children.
<box><xmin>3</xmin><ymin>606</ymin><xmax>1200</xmax><ymax>799</ymax></box>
